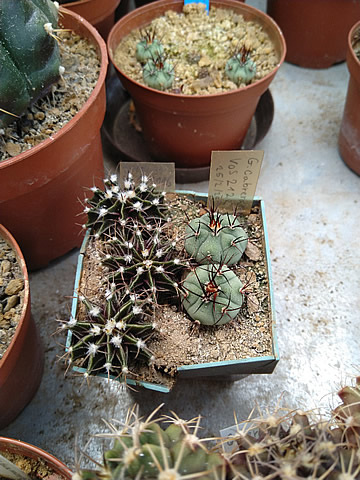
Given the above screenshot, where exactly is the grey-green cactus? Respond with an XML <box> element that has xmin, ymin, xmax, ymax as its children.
<box><xmin>185</xmin><ymin>211</ymin><xmax>248</xmax><ymax>266</ymax></box>
<box><xmin>143</xmin><ymin>56</ymin><xmax>174</xmax><ymax>91</ymax></box>
<box><xmin>225</xmin><ymin>46</ymin><xmax>256</xmax><ymax>86</ymax></box>
<box><xmin>0</xmin><ymin>0</ymin><xmax>61</xmax><ymax>128</ymax></box>
<box><xmin>136</xmin><ymin>31</ymin><xmax>164</xmax><ymax>64</ymax></box>
<box><xmin>181</xmin><ymin>263</ymin><xmax>244</xmax><ymax>325</ymax></box>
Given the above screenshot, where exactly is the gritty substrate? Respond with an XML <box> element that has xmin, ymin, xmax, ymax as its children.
<box><xmin>114</xmin><ymin>3</ymin><xmax>279</xmax><ymax>95</ymax></box>
<box><xmin>0</xmin><ymin>451</ymin><xmax>61</xmax><ymax>480</ymax></box>
<box><xmin>74</xmin><ymin>194</ymin><xmax>274</xmax><ymax>388</ymax></box>
<box><xmin>0</xmin><ymin>30</ymin><xmax>100</xmax><ymax>162</ymax></box>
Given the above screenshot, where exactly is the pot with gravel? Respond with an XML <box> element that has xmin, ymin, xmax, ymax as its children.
<box><xmin>338</xmin><ymin>21</ymin><xmax>360</xmax><ymax>175</ymax></box>
<box><xmin>0</xmin><ymin>0</ymin><xmax>108</xmax><ymax>271</ymax></box>
<box><xmin>60</xmin><ymin>172</ymin><xmax>278</xmax><ymax>393</ymax></box>
<box><xmin>107</xmin><ymin>0</ymin><xmax>286</xmax><ymax>169</ymax></box>
<box><xmin>58</xmin><ymin>0</ymin><xmax>121</xmax><ymax>39</ymax></box>
<box><xmin>0</xmin><ymin>224</ymin><xmax>43</xmax><ymax>429</ymax></box>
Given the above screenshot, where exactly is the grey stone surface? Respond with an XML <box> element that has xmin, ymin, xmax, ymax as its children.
<box><xmin>0</xmin><ymin>0</ymin><xmax>359</xmax><ymax>472</ymax></box>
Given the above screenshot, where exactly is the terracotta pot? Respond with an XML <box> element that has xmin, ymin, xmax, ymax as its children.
<box><xmin>107</xmin><ymin>0</ymin><xmax>286</xmax><ymax>168</ymax></box>
<box><xmin>266</xmin><ymin>0</ymin><xmax>360</xmax><ymax>69</ymax></box>
<box><xmin>61</xmin><ymin>0</ymin><xmax>121</xmax><ymax>39</ymax></box>
<box><xmin>0</xmin><ymin>437</ymin><xmax>72</xmax><ymax>480</ymax></box>
<box><xmin>338</xmin><ymin>21</ymin><xmax>360</xmax><ymax>175</ymax></box>
<box><xmin>0</xmin><ymin>9</ymin><xmax>108</xmax><ymax>271</ymax></box>
<box><xmin>0</xmin><ymin>225</ymin><xmax>43</xmax><ymax>429</ymax></box>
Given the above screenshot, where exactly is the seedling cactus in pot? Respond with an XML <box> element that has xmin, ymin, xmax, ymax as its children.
<box><xmin>62</xmin><ymin>172</ymin><xmax>278</xmax><ymax>391</ymax></box>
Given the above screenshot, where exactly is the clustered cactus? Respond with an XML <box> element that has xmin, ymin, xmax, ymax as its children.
<box><xmin>180</xmin><ymin>208</ymin><xmax>248</xmax><ymax>326</ymax></box>
<box><xmin>225</xmin><ymin>46</ymin><xmax>257</xmax><ymax>86</ymax></box>
<box><xmin>0</xmin><ymin>0</ymin><xmax>61</xmax><ymax>128</ymax></box>
<box><xmin>60</xmin><ymin>173</ymin><xmax>186</xmax><ymax>381</ymax></box>
<box><xmin>73</xmin><ymin>377</ymin><xmax>360</xmax><ymax>480</ymax></box>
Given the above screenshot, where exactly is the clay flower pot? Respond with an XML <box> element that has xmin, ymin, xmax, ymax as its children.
<box><xmin>107</xmin><ymin>0</ymin><xmax>286</xmax><ymax>168</ymax></box>
<box><xmin>266</xmin><ymin>0</ymin><xmax>360</xmax><ymax>69</ymax></box>
<box><xmin>60</xmin><ymin>0</ymin><xmax>121</xmax><ymax>39</ymax></box>
<box><xmin>0</xmin><ymin>225</ymin><xmax>43</xmax><ymax>429</ymax></box>
<box><xmin>0</xmin><ymin>9</ymin><xmax>108</xmax><ymax>271</ymax></box>
<box><xmin>338</xmin><ymin>20</ymin><xmax>360</xmax><ymax>175</ymax></box>
<box><xmin>0</xmin><ymin>437</ymin><xmax>72</xmax><ymax>480</ymax></box>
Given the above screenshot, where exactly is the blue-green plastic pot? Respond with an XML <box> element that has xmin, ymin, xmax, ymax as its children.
<box><xmin>67</xmin><ymin>192</ymin><xmax>278</xmax><ymax>393</ymax></box>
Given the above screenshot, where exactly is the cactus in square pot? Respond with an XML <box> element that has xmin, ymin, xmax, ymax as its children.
<box><xmin>107</xmin><ymin>0</ymin><xmax>286</xmax><ymax>168</ymax></box>
<box><xmin>0</xmin><ymin>0</ymin><xmax>108</xmax><ymax>270</ymax></box>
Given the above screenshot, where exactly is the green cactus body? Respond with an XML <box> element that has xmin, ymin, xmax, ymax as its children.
<box><xmin>0</xmin><ymin>0</ymin><xmax>61</xmax><ymax>127</ymax></box>
<box><xmin>185</xmin><ymin>212</ymin><xmax>248</xmax><ymax>266</ymax></box>
<box><xmin>182</xmin><ymin>264</ymin><xmax>244</xmax><ymax>326</ymax></box>
<box><xmin>136</xmin><ymin>37</ymin><xmax>164</xmax><ymax>64</ymax></box>
<box><xmin>225</xmin><ymin>48</ymin><xmax>256</xmax><ymax>86</ymax></box>
<box><xmin>143</xmin><ymin>57</ymin><xmax>174</xmax><ymax>91</ymax></box>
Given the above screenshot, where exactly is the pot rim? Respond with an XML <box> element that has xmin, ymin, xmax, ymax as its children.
<box><xmin>0</xmin><ymin>8</ymin><xmax>108</xmax><ymax>170</ymax></box>
<box><xmin>348</xmin><ymin>19</ymin><xmax>360</xmax><ymax>66</ymax></box>
<box><xmin>0</xmin><ymin>437</ymin><xmax>72</xmax><ymax>479</ymax></box>
<box><xmin>107</xmin><ymin>0</ymin><xmax>286</xmax><ymax>100</ymax></box>
<box><xmin>0</xmin><ymin>225</ymin><xmax>30</xmax><ymax>369</ymax></box>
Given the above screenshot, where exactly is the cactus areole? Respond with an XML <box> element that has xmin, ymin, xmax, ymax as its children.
<box><xmin>0</xmin><ymin>0</ymin><xmax>61</xmax><ymax>128</ymax></box>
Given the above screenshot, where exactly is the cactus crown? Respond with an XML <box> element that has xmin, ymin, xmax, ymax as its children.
<box><xmin>0</xmin><ymin>0</ymin><xmax>61</xmax><ymax>127</ymax></box>
<box><xmin>136</xmin><ymin>29</ymin><xmax>164</xmax><ymax>64</ymax></box>
<box><xmin>142</xmin><ymin>54</ymin><xmax>175</xmax><ymax>91</ymax></box>
<box><xmin>225</xmin><ymin>46</ymin><xmax>256</xmax><ymax>86</ymax></box>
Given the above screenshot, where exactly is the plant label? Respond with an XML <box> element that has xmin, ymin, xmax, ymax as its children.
<box><xmin>208</xmin><ymin>150</ymin><xmax>263</xmax><ymax>214</ymax></box>
<box><xmin>119</xmin><ymin>162</ymin><xmax>175</xmax><ymax>192</ymax></box>
<box><xmin>184</xmin><ymin>0</ymin><xmax>209</xmax><ymax>13</ymax></box>
<box><xmin>0</xmin><ymin>454</ymin><xmax>32</xmax><ymax>480</ymax></box>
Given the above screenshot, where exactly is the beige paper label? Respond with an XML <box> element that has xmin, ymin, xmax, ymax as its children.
<box><xmin>208</xmin><ymin>150</ymin><xmax>263</xmax><ymax>213</ymax></box>
<box><xmin>119</xmin><ymin>162</ymin><xmax>176</xmax><ymax>192</ymax></box>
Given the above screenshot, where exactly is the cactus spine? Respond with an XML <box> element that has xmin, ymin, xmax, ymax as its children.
<box><xmin>225</xmin><ymin>46</ymin><xmax>256</xmax><ymax>86</ymax></box>
<box><xmin>142</xmin><ymin>55</ymin><xmax>174</xmax><ymax>91</ymax></box>
<box><xmin>0</xmin><ymin>0</ymin><xmax>61</xmax><ymax>127</ymax></box>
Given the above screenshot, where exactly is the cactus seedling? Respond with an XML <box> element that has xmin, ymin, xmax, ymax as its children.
<box><xmin>225</xmin><ymin>46</ymin><xmax>256</xmax><ymax>86</ymax></box>
<box><xmin>181</xmin><ymin>263</ymin><xmax>244</xmax><ymax>325</ymax></box>
<box><xmin>185</xmin><ymin>210</ymin><xmax>248</xmax><ymax>266</ymax></box>
<box><xmin>136</xmin><ymin>30</ymin><xmax>164</xmax><ymax>64</ymax></box>
<box><xmin>0</xmin><ymin>0</ymin><xmax>61</xmax><ymax>128</ymax></box>
<box><xmin>142</xmin><ymin>55</ymin><xmax>174</xmax><ymax>91</ymax></box>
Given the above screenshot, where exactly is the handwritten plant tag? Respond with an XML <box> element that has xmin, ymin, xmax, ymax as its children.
<box><xmin>184</xmin><ymin>0</ymin><xmax>209</xmax><ymax>13</ymax></box>
<box><xmin>208</xmin><ymin>151</ymin><xmax>263</xmax><ymax>214</ymax></box>
<box><xmin>119</xmin><ymin>162</ymin><xmax>175</xmax><ymax>192</ymax></box>
<box><xmin>0</xmin><ymin>453</ymin><xmax>32</xmax><ymax>480</ymax></box>
<box><xmin>220</xmin><ymin>422</ymin><xmax>260</xmax><ymax>453</ymax></box>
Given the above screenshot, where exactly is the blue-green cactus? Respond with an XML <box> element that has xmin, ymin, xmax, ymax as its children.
<box><xmin>136</xmin><ymin>31</ymin><xmax>164</xmax><ymax>64</ymax></box>
<box><xmin>181</xmin><ymin>263</ymin><xmax>244</xmax><ymax>325</ymax></box>
<box><xmin>0</xmin><ymin>0</ymin><xmax>61</xmax><ymax>128</ymax></box>
<box><xmin>225</xmin><ymin>46</ymin><xmax>256</xmax><ymax>86</ymax></box>
<box><xmin>185</xmin><ymin>211</ymin><xmax>248</xmax><ymax>266</ymax></box>
<box><xmin>143</xmin><ymin>56</ymin><xmax>174</xmax><ymax>91</ymax></box>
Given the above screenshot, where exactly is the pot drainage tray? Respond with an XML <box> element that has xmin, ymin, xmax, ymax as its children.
<box><xmin>101</xmin><ymin>73</ymin><xmax>274</xmax><ymax>183</ymax></box>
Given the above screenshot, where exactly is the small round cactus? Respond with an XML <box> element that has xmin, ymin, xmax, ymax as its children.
<box><xmin>143</xmin><ymin>56</ymin><xmax>174</xmax><ymax>91</ymax></box>
<box><xmin>181</xmin><ymin>263</ymin><xmax>244</xmax><ymax>326</ymax></box>
<box><xmin>185</xmin><ymin>211</ymin><xmax>248</xmax><ymax>266</ymax></box>
<box><xmin>225</xmin><ymin>46</ymin><xmax>256</xmax><ymax>86</ymax></box>
<box><xmin>136</xmin><ymin>30</ymin><xmax>164</xmax><ymax>64</ymax></box>
<box><xmin>0</xmin><ymin>0</ymin><xmax>61</xmax><ymax>127</ymax></box>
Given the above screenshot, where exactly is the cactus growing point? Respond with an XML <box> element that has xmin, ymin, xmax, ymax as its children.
<box><xmin>0</xmin><ymin>0</ymin><xmax>61</xmax><ymax>128</ymax></box>
<box><xmin>142</xmin><ymin>55</ymin><xmax>174</xmax><ymax>91</ymax></box>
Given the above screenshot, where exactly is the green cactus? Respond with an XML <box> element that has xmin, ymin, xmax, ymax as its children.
<box><xmin>181</xmin><ymin>263</ymin><xmax>244</xmax><ymax>326</ymax></box>
<box><xmin>225</xmin><ymin>46</ymin><xmax>256</xmax><ymax>86</ymax></box>
<box><xmin>136</xmin><ymin>30</ymin><xmax>164</xmax><ymax>64</ymax></box>
<box><xmin>76</xmin><ymin>407</ymin><xmax>225</xmax><ymax>480</ymax></box>
<box><xmin>142</xmin><ymin>55</ymin><xmax>174</xmax><ymax>91</ymax></box>
<box><xmin>185</xmin><ymin>211</ymin><xmax>248</xmax><ymax>266</ymax></box>
<box><xmin>0</xmin><ymin>0</ymin><xmax>61</xmax><ymax>128</ymax></box>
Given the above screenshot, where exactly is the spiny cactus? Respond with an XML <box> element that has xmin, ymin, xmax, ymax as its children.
<box><xmin>74</xmin><ymin>406</ymin><xmax>226</xmax><ymax>480</ymax></box>
<box><xmin>142</xmin><ymin>55</ymin><xmax>174</xmax><ymax>91</ymax></box>
<box><xmin>136</xmin><ymin>30</ymin><xmax>164</xmax><ymax>64</ymax></box>
<box><xmin>0</xmin><ymin>0</ymin><xmax>61</xmax><ymax>128</ymax></box>
<box><xmin>185</xmin><ymin>209</ymin><xmax>248</xmax><ymax>266</ymax></box>
<box><xmin>225</xmin><ymin>46</ymin><xmax>256</xmax><ymax>86</ymax></box>
<box><xmin>181</xmin><ymin>263</ymin><xmax>244</xmax><ymax>326</ymax></box>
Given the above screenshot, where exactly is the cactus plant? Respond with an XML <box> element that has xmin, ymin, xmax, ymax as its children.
<box><xmin>142</xmin><ymin>55</ymin><xmax>174</xmax><ymax>91</ymax></box>
<box><xmin>185</xmin><ymin>210</ymin><xmax>248</xmax><ymax>266</ymax></box>
<box><xmin>136</xmin><ymin>30</ymin><xmax>164</xmax><ymax>64</ymax></box>
<box><xmin>225</xmin><ymin>46</ymin><xmax>256</xmax><ymax>86</ymax></box>
<box><xmin>0</xmin><ymin>0</ymin><xmax>61</xmax><ymax>128</ymax></box>
<box><xmin>181</xmin><ymin>263</ymin><xmax>244</xmax><ymax>326</ymax></box>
